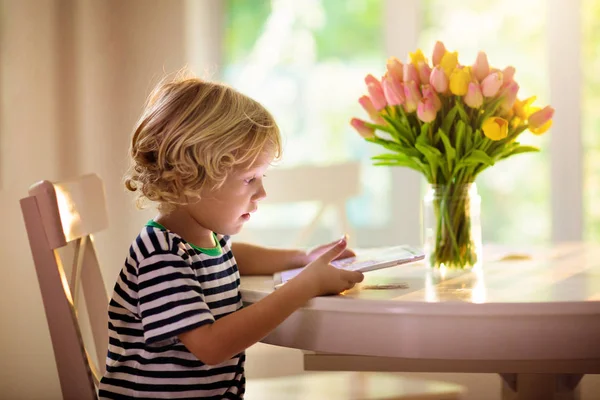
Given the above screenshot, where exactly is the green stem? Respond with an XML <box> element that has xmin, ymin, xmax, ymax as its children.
<box><xmin>428</xmin><ymin>183</ymin><xmax>479</xmax><ymax>269</ymax></box>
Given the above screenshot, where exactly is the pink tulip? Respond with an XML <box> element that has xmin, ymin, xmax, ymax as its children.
<box><xmin>502</xmin><ymin>66</ymin><xmax>516</xmax><ymax>85</ymax></box>
<box><xmin>403</xmin><ymin>80</ymin><xmax>422</xmax><ymax>113</ymax></box>
<box><xmin>367</xmin><ymin>82</ymin><xmax>387</xmax><ymax>111</ymax></box>
<box><xmin>500</xmin><ymin>81</ymin><xmax>519</xmax><ymax>112</ymax></box>
<box><xmin>350</xmin><ymin>118</ymin><xmax>375</xmax><ymax>139</ymax></box>
<box><xmin>430</xmin><ymin>66</ymin><xmax>448</xmax><ymax>93</ymax></box>
<box><xmin>421</xmin><ymin>84</ymin><xmax>441</xmax><ymax>111</ymax></box>
<box><xmin>358</xmin><ymin>95</ymin><xmax>386</xmax><ymax>125</ymax></box>
<box><xmin>432</xmin><ymin>41</ymin><xmax>447</xmax><ymax>66</ymax></box>
<box><xmin>472</xmin><ymin>52</ymin><xmax>490</xmax><ymax>82</ymax></box>
<box><xmin>528</xmin><ymin>106</ymin><xmax>555</xmax><ymax>129</ymax></box>
<box><xmin>386</xmin><ymin>57</ymin><xmax>404</xmax><ymax>83</ymax></box>
<box><xmin>416</xmin><ymin>61</ymin><xmax>432</xmax><ymax>85</ymax></box>
<box><xmin>364</xmin><ymin>74</ymin><xmax>381</xmax><ymax>88</ymax></box>
<box><xmin>417</xmin><ymin>97</ymin><xmax>437</xmax><ymax>123</ymax></box>
<box><xmin>481</xmin><ymin>71</ymin><xmax>503</xmax><ymax>97</ymax></box>
<box><xmin>464</xmin><ymin>82</ymin><xmax>484</xmax><ymax>109</ymax></box>
<box><xmin>403</xmin><ymin>63</ymin><xmax>420</xmax><ymax>84</ymax></box>
<box><xmin>382</xmin><ymin>74</ymin><xmax>405</xmax><ymax>106</ymax></box>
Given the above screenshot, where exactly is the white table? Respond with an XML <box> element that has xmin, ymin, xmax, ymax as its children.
<box><xmin>240</xmin><ymin>243</ymin><xmax>600</xmax><ymax>400</ymax></box>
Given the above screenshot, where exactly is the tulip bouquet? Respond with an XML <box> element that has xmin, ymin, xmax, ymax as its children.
<box><xmin>351</xmin><ymin>41</ymin><xmax>554</xmax><ymax>269</ymax></box>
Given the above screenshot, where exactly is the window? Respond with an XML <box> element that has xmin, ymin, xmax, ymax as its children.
<box><xmin>419</xmin><ymin>0</ymin><xmax>551</xmax><ymax>244</ymax></box>
<box><xmin>223</xmin><ymin>0</ymin><xmax>388</xmax><ymax>245</ymax></box>
<box><xmin>583</xmin><ymin>0</ymin><xmax>600</xmax><ymax>240</ymax></box>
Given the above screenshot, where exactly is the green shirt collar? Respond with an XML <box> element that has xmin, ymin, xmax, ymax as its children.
<box><xmin>146</xmin><ymin>220</ymin><xmax>223</xmax><ymax>256</ymax></box>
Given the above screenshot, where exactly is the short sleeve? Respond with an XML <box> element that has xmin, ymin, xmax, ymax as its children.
<box><xmin>137</xmin><ymin>251</ymin><xmax>215</xmax><ymax>344</ymax></box>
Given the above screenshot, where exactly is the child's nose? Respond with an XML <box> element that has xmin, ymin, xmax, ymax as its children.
<box><xmin>253</xmin><ymin>184</ymin><xmax>267</xmax><ymax>201</ymax></box>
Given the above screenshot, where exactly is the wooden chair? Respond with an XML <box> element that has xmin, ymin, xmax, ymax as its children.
<box><xmin>262</xmin><ymin>161</ymin><xmax>361</xmax><ymax>247</ymax></box>
<box><xmin>245</xmin><ymin>371</ymin><xmax>466</xmax><ymax>400</ymax></box>
<box><xmin>20</xmin><ymin>174</ymin><xmax>108</xmax><ymax>400</ymax></box>
<box><xmin>20</xmin><ymin>173</ymin><xmax>466</xmax><ymax>400</ymax></box>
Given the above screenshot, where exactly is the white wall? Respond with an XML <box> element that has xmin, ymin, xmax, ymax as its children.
<box><xmin>0</xmin><ymin>1</ymin><xmax>186</xmax><ymax>398</ymax></box>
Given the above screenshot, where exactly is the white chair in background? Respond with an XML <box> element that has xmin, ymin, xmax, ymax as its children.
<box><xmin>262</xmin><ymin>161</ymin><xmax>361</xmax><ymax>247</ymax></box>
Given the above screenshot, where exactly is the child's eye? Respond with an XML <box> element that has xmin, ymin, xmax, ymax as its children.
<box><xmin>244</xmin><ymin>174</ymin><xmax>266</xmax><ymax>184</ymax></box>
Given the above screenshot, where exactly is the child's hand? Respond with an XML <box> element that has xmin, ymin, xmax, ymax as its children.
<box><xmin>295</xmin><ymin>237</ymin><xmax>364</xmax><ymax>297</ymax></box>
<box><xmin>305</xmin><ymin>235</ymin><xmax>356</xmax><ymax>264</ymax></box>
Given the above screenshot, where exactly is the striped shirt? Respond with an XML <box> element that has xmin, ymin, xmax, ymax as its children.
<box><xmin>99</xmin><ymin>221</ymin><xmax>245</xmax><ymax>399</ymax></box>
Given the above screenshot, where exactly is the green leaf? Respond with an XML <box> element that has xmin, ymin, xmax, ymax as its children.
<box><xmin>371</xmin><ymin>153</ymin><xmax>404</xmax><ymax>160</ymax></box>
<box><xmin>465</xmin><ymin>149</ymin><xmax>495</xmax><ymax>166</ymax></box>
<box><xmin>453</xmin><ymin>122</ymin><xmax>464</xmax><ymax>158</ymax></box>
<box><xmin>499</xmin><ymin>145</ymin><xmax>540</xmax><ymax>159</ymax></box>
<box><xmin>411</xmin><ymin>156</ymin><xmax>432</xmax><ymax>179</ymax></box>
<box><xmin>455</xmin><ymin>99</ymin><xmax>470</xmax><ymax>121</ymax></box>
<box><xmin>372</xmin><ymin>154</ymin><xmax>425</xmax><ymax>174</ymax></box>
<box><xmin>473</xmin><ymin>128</ymin><xmax>485</xmax><ymax>150</ymax></box>
<box><xmin>395</xmin><ymin>106</ymin><xmax>413</xmax><ymax>134</ymax></box>
<box><xmin>479</xmin><ymin>136</ymin><xmax>493</xmax><ymax>152</ymax></box>
<box><xmin>458</xmin><ymin>121</ymin><xmax>473</xmax><ymax>154</ymax></box>
<box><xmin>437</xmin><ymin>128</ymin><xmax>456</xmax><ymax>166</ymax></box>
<box><xmin>477</xmin><ymin>96</ymin><xmax>505</xmax><ymax>127</ymax></box>
<box><xmin>441</xmin><ymin>104</ymin><xmax>459</xmax><ymax>135</ymax></box>
<box><xmin>364</xmin><ymin>121</ymin><xmax>395</xmax><ymax>135</ymax></box>
<box><xmin>420</xmin><ymin>122</ymin><xmax>431</xmax><ymax>138</ymax></box>
<box><xmin>366</xmin><ymin>137</ymin><xmax>421</xmax><ymax>159</ymax></box>
<box><xmin>415</xmin><ymin>142</ymin><xmax>442</xmax><ymax>158</ymax></box>
<box><xmin>381</xmin><ymin>113</ymin><xmax>413</xmax><ymax>146</ymax></box>
<box><xmin>415</xmin><ymin>142</ymin><xmax>443</xmax><ymax>181</ymax></box>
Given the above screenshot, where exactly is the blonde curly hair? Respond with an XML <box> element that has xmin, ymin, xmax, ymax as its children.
<box><xmin>124</xmin><ymin>75</ymin><xmax>282</xmax><ymax>212</ymax></box>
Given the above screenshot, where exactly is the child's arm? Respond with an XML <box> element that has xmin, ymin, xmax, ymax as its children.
<box><xmin>179</xmin><ymin>239</ymin><xmax>363</xmax><ymax>365</ymax></box>
<box><xmin>231</xmin><ymin>242</ymin><xmax>307</xmax><ymax>275</ymax></box>
<box><xmin>232</xmin><ymin>238</ymin><xmax>356</xmax><ymax>275</ymax></box>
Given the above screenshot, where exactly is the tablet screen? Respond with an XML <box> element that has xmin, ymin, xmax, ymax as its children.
<box><xmin>274</xmin><ymin>245</ymin><xmax>424</xmax><ymax>287</ymax></box>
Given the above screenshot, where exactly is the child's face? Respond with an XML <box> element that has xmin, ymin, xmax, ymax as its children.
<box><xmin>186</xmin><ymin>150</ymin><xmax>274</xmax><ymax>236</ymax></box>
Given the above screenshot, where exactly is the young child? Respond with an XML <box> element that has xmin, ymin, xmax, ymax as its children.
<box><xmin>98</xmin><ymin>76</ymin><xmax>364</xmax><ymax>399</ymax></box>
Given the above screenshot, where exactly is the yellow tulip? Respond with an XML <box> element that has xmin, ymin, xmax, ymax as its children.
<box><xmin>449</xmin><ymin>67</ymin><xmax>471</xmax><ymax>96</ymax></box>
<box><xmin>410</xmin><ymin>49</ymin><xmax>427</xmax><ymax>66</ymax></box>
<box><xmin>511</xmin><ymin>117</ymin><xmax>523</xmax><ymax>129</ymax></box>
<box><xmin>482</xmin><ymin>117</ymin><xmax>509</xmax><ymax>140</ymax></box>
<box><xmin>528</xmin><ymin>105</ymin><xmax>555</xmax><ymax>135</ymax></box>
<box><xmin>528</xmin><ymin>106</ymin><xmax>554</xmax><ymax>127</ymax></box>
<box><xmin>513</xmin><ymin>96</ymin><xmax>536</xmax><ymax>120</ymax></box>
<box><xmin>530</xmin><ymin>120</ymin><xmax>552</xmax><ymax>135</ymax></box>
<box><xmin>440</xmin><ymin>51</ymin><xmax>459</xmax><ymax>77</ymax></box>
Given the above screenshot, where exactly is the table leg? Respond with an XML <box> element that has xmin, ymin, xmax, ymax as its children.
<box><xmin>500</xmin><ymin>373</ymin><xmax>583</xmax><ymax>400</ymax></box>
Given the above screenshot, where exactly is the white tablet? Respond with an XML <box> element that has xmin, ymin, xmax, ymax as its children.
<box><xmin>273</xmin><ymin>245</ymin><xmax>424</xmax><ymax>288</ymax></box>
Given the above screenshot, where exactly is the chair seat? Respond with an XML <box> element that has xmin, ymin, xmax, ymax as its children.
<box><xmin>244</xmin><ymin>371</ymin><xmax>465</xmax><ymax>400</ymax></box>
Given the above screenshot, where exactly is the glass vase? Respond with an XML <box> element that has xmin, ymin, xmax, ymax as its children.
<box><xmin>423</xmin><ymin>183</ymin><xmax>482</xmax><ymax>270</ymax></box>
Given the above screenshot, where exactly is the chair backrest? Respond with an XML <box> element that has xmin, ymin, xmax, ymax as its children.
<box><xmin>20</xmin><ymin>174</ymin><xmax>109</xmax><ymax>400</ymax></box>
<box><xmin>262</xmin><ymin>162</ymin><xmax>361</xmax><ymax>247</ymax></box>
